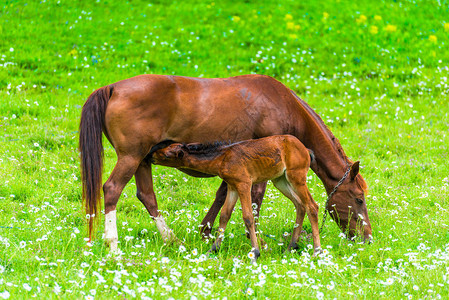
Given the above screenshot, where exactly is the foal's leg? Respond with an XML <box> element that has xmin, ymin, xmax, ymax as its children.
<box><xmin>272</xmin><ymin>176</ymin><xmax>306</xmax><ymax>251</ymax></box>
<box><xmin>103</xmin><ymin>155</ymin><xmax>141</xmax><ymax>252</ymax></box>
<box><xmin>236</xmin><ymin>183</ymin><xmax>260</xmax><ymax>263</ymax></box>
<box><xmin>210</xmin><ymin>187</ymin><xmax>239</xmax><ymax>252</ymax></box>
<box><xmin>135</xmin><ymin>160</ymin><xmax>175</xmax><ymax>243</ymax></box>
<box><xmin>250</xmin><ymin>182</ymin><xmax>267</xmax><ymax>218</ymax></box>
<box><xmin>200</xmin><ymin>181</ymin><xmax>267</xmax><ymax>239</ymax></box>
<box><xmin>285</xmin><ymin>171</ymin><xmax>321</xmax><ymax>256</ymax></box>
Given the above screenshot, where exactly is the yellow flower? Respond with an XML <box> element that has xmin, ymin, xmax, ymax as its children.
<box><xmin>285</xmin><ymin>14</ymin><xmax>293</xmax><ymax>20</ymax></box>
<box><xmin>356</xmin><ymin>15</ymin><xmax>367</xmax><ymax>24</ymax></box>
<box><xmin>369</xmin><ymin>26</ymin><xmax>378</xmax><ymax>34</ymax></box>
<box><xmin>444</xmin><ymin>23</ymin><xmax>449</xmax><ymax>32</ymax></box>
<box><xmin>289</xmin><ymin>33</ymin><xmax>298</xmax><ymax>39</ymax></box>
<box><xmin>68</xmin><ymin>49</ymin><xmax>78</xmax><ymax>56</ymax></box>
<box><xmin>295</xmin><ymin>24</ymin><xmax>301</xmax><ymax>30</ymax></box>
<box><xmin>384</xmin><ymin>24</ymin><xmax>397</xmax><ymax>33</ymax></box>
<box><xmin>232</xmin><ymin>16</ymin><xmax>240</xmax><ymax>22</ymax></box>
<box><xmin>287</xmin><ymin>22</ymin><xmax>295</xmax><ymax>30</ymax></box>
<box><xmin>323</xmin><ymin>12</ymin><xmax>329</xmax><ymax>19</ymax></box>
<box><xmin>374</xmin><ymin>15</ymin><xmax>382</xmax><ymax>21</ymax></box>
<box><xmin>429</xmin><ymin>35</ymin><xmax>437</xmax><ymax>43</ymax></box>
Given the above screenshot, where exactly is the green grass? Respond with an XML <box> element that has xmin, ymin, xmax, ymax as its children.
<box><xmin>1</xmin><ymin>0</ymin><xmax>448</xmax><ymax>298</ymax></box>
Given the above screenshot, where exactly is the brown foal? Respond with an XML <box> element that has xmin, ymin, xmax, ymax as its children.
<box><xmin>151</xmin><ymin>135</ymin><xmax>322</xmax><ymax>262</ymax></box>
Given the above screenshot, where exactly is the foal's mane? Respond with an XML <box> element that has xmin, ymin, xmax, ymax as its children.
<box><xmin>290</xmin><ymin>90</ymin><xmax>368</xmax><ymax>193</ymax></box>
<box><xmin>148</xmin><ymin>140</ymin><xmax>177</xmax><ymax>157</ymax></box>
<box><xmin>183</xmin><ymin>141</ymin><xmax>232</xmax><ymax>157</ymax></box>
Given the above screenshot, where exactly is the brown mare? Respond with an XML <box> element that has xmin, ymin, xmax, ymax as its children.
<box><xmin>151</xmin><ymin>135</ymin><xmax>322</xmax><ymax>262</ymax></box>
<box><xmin>79</xmin><ymin>74</ymin><xmax>372</xmax><ymax>252</ymax></box>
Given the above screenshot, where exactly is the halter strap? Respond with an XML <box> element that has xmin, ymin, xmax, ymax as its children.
<box><xmin>319</xmin><ymin>166</ymin><xmax>351</xmax><ymax>233</ymax></box>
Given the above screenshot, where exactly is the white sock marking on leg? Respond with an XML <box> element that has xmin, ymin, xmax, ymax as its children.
<box><xmin>105</xmin><ymin>210</ymin><xmax>118</xmax><ymax>252</ymax></box>
<box><xmin>154</xmin><ymin>215</ymin><xmax>174</xmax><ymax>242</ymax></box>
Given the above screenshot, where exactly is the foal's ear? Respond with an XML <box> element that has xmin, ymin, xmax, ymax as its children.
<box><xmin>350</xmin><ymin>161</ymin><xmax>360</xmax><ymax>180</ymax></box>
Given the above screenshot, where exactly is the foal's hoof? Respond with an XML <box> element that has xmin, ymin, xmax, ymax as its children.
<box><xmin>312</xmin><ymin>247</ymin><xmax>323</xmax><ymax>257</ymax></box>
<box><xmin>248</xmin><ymin>249</ymin><xmax>260</xmax><ymax>264</ymax></box>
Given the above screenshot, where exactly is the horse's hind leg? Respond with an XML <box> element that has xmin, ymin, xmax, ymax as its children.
<box><xmin>135</xmin><ymin>160</ymin><xmax>175</xmax><ymax>243</ymax></box>
<box><xmin>272</xmin><ymin>176</ymin><xmax>306</xmax><ymax>251</ymax></box>
<box><xmin>104</xmin><ymin>155</ymin><xmax>141</xmax><ymax>252</ymax></box>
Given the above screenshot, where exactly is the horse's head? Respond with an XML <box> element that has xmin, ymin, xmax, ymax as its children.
<box><xmin>326</xmin><ymin>161</ymin><xmax>373</xmax><ymax>243</ymax></box>
<box><xmin>151</xmin><ymin>143</ymin><xmax>186</xmax><ymax>167</ymax></box>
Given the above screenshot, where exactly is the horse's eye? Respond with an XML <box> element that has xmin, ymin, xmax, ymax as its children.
<box><xmin>356</xmin><ymin>198</ymin><xmax>363</xmax><ymax>205</ymax></box>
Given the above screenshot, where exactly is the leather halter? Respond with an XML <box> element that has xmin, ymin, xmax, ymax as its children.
<box><xmin>319</xmin><ymin>166</ymin><xmax>351</xmax><ymax>233</ymax></box>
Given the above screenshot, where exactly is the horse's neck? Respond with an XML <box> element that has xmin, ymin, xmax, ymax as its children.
<box><xmin>310</xmin><ymin>146</ymin><xmax>348</xmax><ymax>194</ymax></box>
<box><xmin>294</xmin><ymin>108</ymin><xmax>349</xmax><ymax>193</ymax></box>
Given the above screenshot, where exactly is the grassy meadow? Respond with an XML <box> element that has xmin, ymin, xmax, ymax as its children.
<box><xmin>1</xmin><ymin>0</ymin><xmax>448</xmax><ymax>298</ymax></box>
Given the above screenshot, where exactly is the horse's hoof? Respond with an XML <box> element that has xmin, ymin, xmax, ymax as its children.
<box><xmin>287</xmin><ymin>242</ymin><xmax>300</xmax><ymax>252</ymax></box>
<box><xmin>200</xmin><ymin>229</ymin><xmax>214</xmax><ymax>241</ymax></box>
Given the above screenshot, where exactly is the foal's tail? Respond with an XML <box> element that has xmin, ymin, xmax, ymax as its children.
<box><xmin>79</xmin><ymin>85</ymin><xmax>113</xmax><ymax>240</ymax></box>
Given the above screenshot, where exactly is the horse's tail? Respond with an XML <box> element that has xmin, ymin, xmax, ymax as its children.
<box><xmin>79</xmin><ymin>85</ymin><xmax>113</xmax><ymax>240</ymax></box>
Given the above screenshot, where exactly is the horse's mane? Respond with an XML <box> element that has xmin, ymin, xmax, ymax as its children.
<box><xmin>290</xmin><ymin>90</ymin><xmax>368</xmax><ymax>193</ymax></box>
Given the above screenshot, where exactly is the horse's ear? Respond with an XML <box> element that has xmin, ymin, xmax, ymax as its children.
<box><xmin>350</xmin><ymin>161</ymin><xmax>360</xmax><ymax>180</ymax></box>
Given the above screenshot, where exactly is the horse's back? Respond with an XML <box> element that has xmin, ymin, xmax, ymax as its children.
<box><xmin>108</xmin><ymin>74</ymin><xmax>287</xmax><ymax>105</ymax></box>
<box><xmin>103</xmin><ymin>74</ymin><xmax>301</xmax><ymax>154</ymax></box>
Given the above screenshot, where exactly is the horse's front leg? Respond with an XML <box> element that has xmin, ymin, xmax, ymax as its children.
<box><xmin>104</xmin><ymin>156</ymin><xmax>141</xmax><ymax>252</ymax></box>
<box><xmin>135</xmin><ymin>160</ymin><xmax>176</xmax><ymax>243</ymax></box>
<box><xmin>200</xmin><ymin>181</ymin><xmax>227</xmax><ymax>239</ymax></box>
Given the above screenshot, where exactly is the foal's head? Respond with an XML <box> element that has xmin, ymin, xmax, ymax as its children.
<box><xmin>326</xmin><ymin>162</ymin><xmax>373</xmax><ymax>242</ymax></box>
<box><xmin>151</xmin><ymin>143</ymin><xmax>186</xmax><ymax>167</ymax></box>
